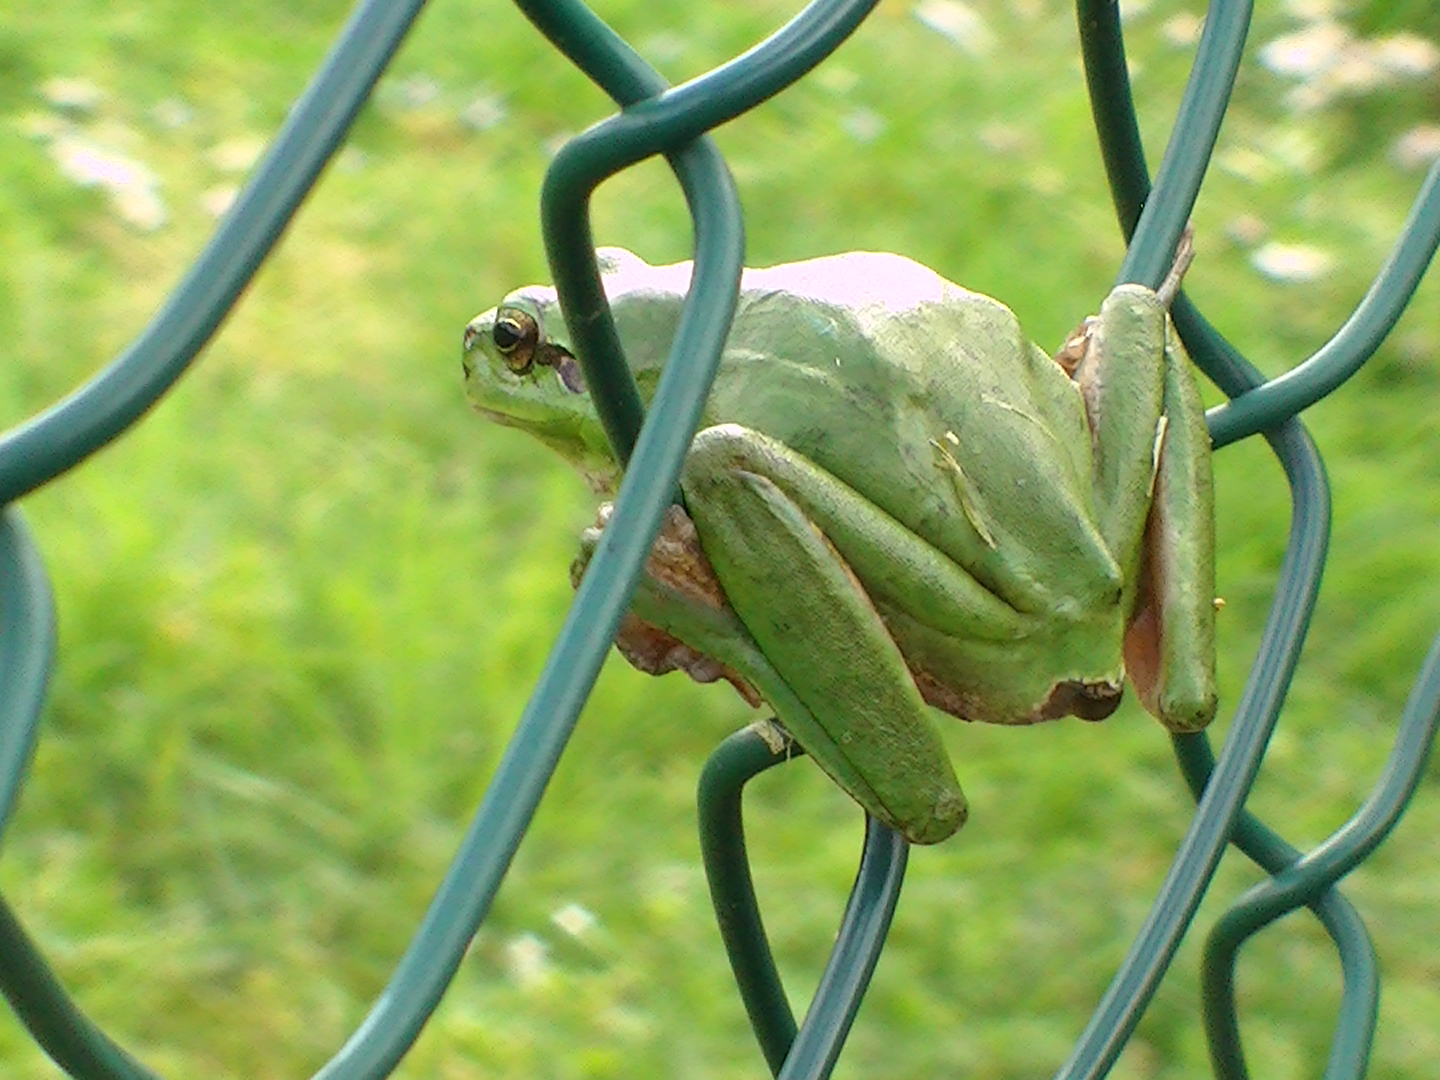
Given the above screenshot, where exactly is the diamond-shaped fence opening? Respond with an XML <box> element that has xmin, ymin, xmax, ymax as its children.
<box><xmin>1</xmin><ymin>1</ymin><xmax>1438</xmax><ymax>1078</ymax></box>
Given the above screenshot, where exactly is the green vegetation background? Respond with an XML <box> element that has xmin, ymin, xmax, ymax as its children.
<box><xmin>1</xmin><ymin>0</ymin><xmax>1438</xmax><ymax>1077</ymax></box>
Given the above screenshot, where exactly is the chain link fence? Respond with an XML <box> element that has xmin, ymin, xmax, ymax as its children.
<box><xmin>2</xmin><ymin>1</ymin><xmax>1438</xmax><ymax>1077</ymax></box>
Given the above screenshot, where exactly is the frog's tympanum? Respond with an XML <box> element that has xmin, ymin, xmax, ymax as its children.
<box><xmin>463</xmin><ymin>248</ymin><xmax>1216</xmax><ymax>844</ymax></box>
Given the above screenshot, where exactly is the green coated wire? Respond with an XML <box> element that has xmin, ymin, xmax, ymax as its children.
<box><xmin>1116</xmin><ymin>0</ymin><xmax>1252</xmax><ymax>290</ymax></box>
<box><xmin>1071</xmin><ymin>6</ymin><xmax>1438</xmax><ymax>1078</ymax></box>
<box><xmin>1072</xmin><ymin>5</ymin><xmax>1438</xmax><ymax>1078</ymax></box>
<box><xmin>698</xmin><ymin>732</ymin><xmax>910</xmax><ymax>1080</ymax></box>
<box><xmin>518</xmin><ymin>0</ymin><xmax>881</xmax><ymax>465</ymax></box>
<box><xmin>0</xmin><ymin>897</ymin><xmax>160</xmax><ymax>1080</ymax></box>
<box><xmin>699</xmin><ymin>730</ymin><xmax>803</xmax><ymax>1075</ymax></box>
<box><xmin>0</xmin><ymin>0</ymin><xmax>1435</xmax><ymax>1075</ymax></box>
<box><xmin>1058</xmin><ymin>417</ymin><xmax>1331</xmax><ymax>1080</ymax></box>
<box><xmin>0</xmin><ymin>0</ymin><xmax>432</xmax><ymax>1077</ymax></box>
<box><xmin>1062</xmin><ymin>3</ymin><xmax>1347</xmax><ymax>1077</ymax></box>
<box><xmin>513</xmin><ymin>0</ymin><xmax>676</xmax><ymax>454</ymax></box>
<box><xmin>775</xmin><ymin>819</ymin><xmax>906</xmax><ymax>1080</ymax></box>
<box><xmin>0</xmin><ymin>1</ymin><xmax>885</xmax><ymax>1076</ymax></box>
<box><xmin>1172</xmin><ymin>743</ymin><xmax>1379</xmax><ymax>1080</ymax></box>
<box><xmin>303</xmin><ymin>3</ymin><xmax>885</xmax><ymax>1078</ymax></box>
<box><xmin>1195</xmin><ymin>632</ymin><xmax>1440</xmax><ymax>1080</ymax></box>
<box><xmin>1207</xmin><ymin>159</ymin><xmax>1440</xmax><ymax>450</ymax></box>
<box><xmin>0</xmin><ymin>0</ymin><xmax>428</xmax><ymax>509</ymax></box>
<box><xmin>0</xmin><ymin>511</ymin><xmax>53</xmax><ymax>833</ymax></box>
<box><xmin>0</xmin><ymin>0</ymin><xmax>433</xmax><ymax>1073</ymax></box>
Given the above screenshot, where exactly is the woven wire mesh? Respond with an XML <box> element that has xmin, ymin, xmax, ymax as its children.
<box><xmin>1</xmin><ymin>1</ymin><xmax>1438</xmax><ymax>1078</ymax></box>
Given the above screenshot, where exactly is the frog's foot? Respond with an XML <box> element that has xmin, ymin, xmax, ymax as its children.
<box><xmin>1054</xmin><ymin>316</ymin><xmax>1096</xmax><ymax>377</ymax></box>
<box><xmin>611</xmin><ymin>611</ymin><xmax>764</xmax><ymax>706</ymax></box>
<box><xmin>571</xmin><ymin>503</ymin><xmax>762</xmax><ymax>706</ymax></box>
<box><xmin>1040</xmin><ymin>677</ymin><xmax>1124</xmax><ymax>722</ymax></box>
<box><xmin>1053</xmin><ymin>223</ymin><xmax>1194</xmax><ymax>375</ymax></box>
<box><xmin>908</xmin><ymin>666</ymin><xmax>1121</xmax><ymax>725</ymax></box>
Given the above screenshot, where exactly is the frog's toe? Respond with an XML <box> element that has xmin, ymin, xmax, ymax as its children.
<box><xmin>895</xmin><ymin>788</ymin><xmax>969</xmax><ymax>845</ymax></box>
<box><xmin>1041</xmin><ymin>678</ymin><xmax>1124</xmax><ymax>722</ymax></box>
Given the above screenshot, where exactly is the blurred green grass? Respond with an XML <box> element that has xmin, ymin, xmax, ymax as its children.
<box><xmin>1</xmin><ymin>0</ymin><xmax>1439</xmax><ymax>1077</ymax></box>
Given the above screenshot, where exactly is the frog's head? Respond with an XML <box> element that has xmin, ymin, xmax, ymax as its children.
<box><xmin>463</xmin><ymin>286</ymin><xmax>621</xmax><ymax>492</ymax></box>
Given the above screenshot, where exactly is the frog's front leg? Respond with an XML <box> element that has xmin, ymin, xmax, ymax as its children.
<box><xmin>1122</xmin><ymin>320</ymin><xmax>1217</xmax><ymax>731</ymax></box>
<box><xmin>678</xmin><ymin>424</ymin><xmax>970</xmax><ymax>844</ymax></box>
<box><xmin>1065</xmin><ymin>285</ymin><xmax>1168</xmax><ymax>595</ymax></box>
<box><xmin>1062</xmin><ymin>287</ymin><xmax>1217</xmax><ymax>732</ymax></box>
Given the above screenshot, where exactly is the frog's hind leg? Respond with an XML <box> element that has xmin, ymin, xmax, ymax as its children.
<box><xmin>1123</xmin><ymin>323</ymin><xmax>1217</xmax><ymax>732</ymax></box>
<box><xmin>680</xmin><ymin>424</ymin><xmax>968</xmax><ymax>844</ymax></box>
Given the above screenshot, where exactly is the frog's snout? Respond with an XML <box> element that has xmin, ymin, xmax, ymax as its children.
<box><xmin>462</xmin><ymin>316</ymin><xmax>491</xmax><ymax>379</ymax></box>
<box><xmin>462</xmin><ymin>317</ymin><xmax>484</xmax><ymax>356</ymax></box>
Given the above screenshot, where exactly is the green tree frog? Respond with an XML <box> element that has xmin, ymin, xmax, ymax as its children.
<box><xmin>462</xmin><ymin>248</ymin><xmax>1216</xmax><ymax>844</ymax></box>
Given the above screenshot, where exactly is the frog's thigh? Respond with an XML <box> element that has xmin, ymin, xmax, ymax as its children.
<box><xmin>681</xmin><ymin>425</ymin><xmax>968</xmax><ymax>844</ymax></box>
<box><xmin>1123</xmin><ymin>330</ymin><xmax>1217</xmax><ymax>732</ymax></box>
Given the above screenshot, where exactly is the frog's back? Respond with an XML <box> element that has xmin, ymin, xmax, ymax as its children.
<box><xmin>600</xmin><ymin>251</ymin><xmax>1118</xmax><ymax>615</ymax></box>
<box><xmin>697</xmin><ymin>254</ymin><xmax>1113</xmax><ymax>616</ymax></box>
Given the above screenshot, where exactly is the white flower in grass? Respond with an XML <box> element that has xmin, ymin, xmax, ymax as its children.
<box><xmin>51</xmin><ymin>136</ymin><xmax>148</xmax><ymax>188</ymax></box>
<box><xmin>1160</xmin><ymin>13</ymin><xmax>1203</xmax><ymax>48</ymax></box>
<box><xmin>1251</xmin><ymin>242</ymin><xmax>1335</xmax><ymax>282</ymax></box>
<box><xmin>1372</xmin><ymin>33</ymin><xmax>1440</xmax><ymax>78</ymax></box>
<box><xmin>1392</xmin><ymin>125</ymin><xmax>1440</xmax><ymax>171</ymax></box>
<box><xmin>459</xmin><ymin>94</ymin><xmax>507</xmax><ymax>132</ymax></box>
<box><xmin>551</xmin><ymin>902</ymin><xmax>598</xmax><ymax>939</ymax></box>
<box><xmin>50</xmin><ymin>136</ymin><xmax>167</xmax><ymax>231</ymax></box>
<box><xmin>503</xmin><ymin>932</ymin><xmax>552</xmax><ymax>988</ymax></box>
<box><xmin>208</xmin><ymin>137</ymin><xmax>265</xmax><ymax>175</ymax></box>
<box><xmin>1260</xmin><ymin>21</ymin><xmax>1440</xmax><ymax>109</ymax></box>
<box><xmin>200</xmin><ymin>185</ymin><xmax>239</xmax><ymax>219</ymax></box>
<box><xmin>1260</xmin><ymin>21</ymin><xmax>1352</xmax><ymax>79</ymax></box>
<box><xmin>40</xmin><ymin>77</ymin><xmax>103</xmax><ymax>115</ymax></box>
<box><xmin>1323</xmin><ymin>49</ymin><xmax>1389</xmax><ymax>94</ymax></box>
<box><xmin>392</xmin><ymin>73</ymin><xmax>441</xmax><ymax>108</ymax></box>
<box><xmin>113</xmin><ymin>185</ymin><xmax>167</xmax><ymax>231</ymax></box>
<box><xmin>1283</xmin><ymin>0</ymin><xmax>1338</xmax><ymax>19</ymax></box>
<box><xmin>1224</xmin><ymin>214</ymin><xmax>1268</xmax><ymax>247</ymax></box>
<box><xmin>913</xmin><ymin>0</ymin><xmax>996</xmax><ymax>56</ymax></box>
<box><xmin>841</xmin><ymin>108</ymin><xmax>886</xmax><ymax>143</ymax></box>
<box><xmin>151</xmin><ymin>99</ymin><xmax>194</xmax><ymax>129</ymax></box>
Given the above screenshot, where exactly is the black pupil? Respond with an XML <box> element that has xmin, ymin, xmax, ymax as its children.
<box><xmin>493</xmin><ymin>319</ymin><xmax>523</xmax><ymax>351</ymax></box>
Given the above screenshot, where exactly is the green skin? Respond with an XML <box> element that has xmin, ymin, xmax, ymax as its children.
<box><xmin>463</xmin><ymin>248</ymin><xmax>1217</xmax><ymax>844</ymax></box>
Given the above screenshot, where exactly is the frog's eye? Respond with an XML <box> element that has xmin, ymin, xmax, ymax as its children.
<box><xmin>492</xmin><ymin>309</ymin><xmax>539</xmax><ymax>374</ymax></box>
